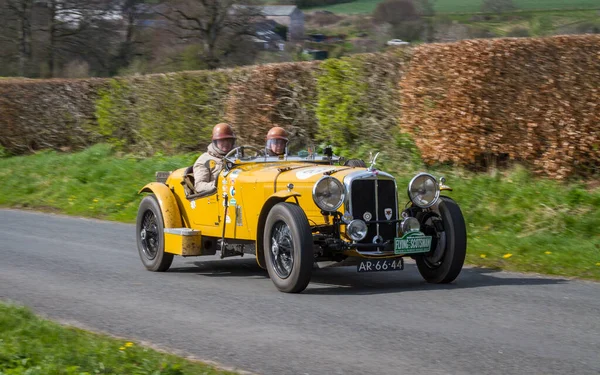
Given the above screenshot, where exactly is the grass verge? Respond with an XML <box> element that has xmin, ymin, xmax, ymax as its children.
<box><xmin>0</xmin><ymin>301</ymin><xmax>238</xmax><ymax>375</ymax></box>
<box><xmin>0</xmin><ymin>144</ymin><xmax>599</xmax><ymax>280</ymax></box>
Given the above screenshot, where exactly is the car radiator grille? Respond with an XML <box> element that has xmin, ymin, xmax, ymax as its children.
<box><xmin>350</xmin><ymin>179</ymin><xmax>397</xmax><ymax>244</ymax></box>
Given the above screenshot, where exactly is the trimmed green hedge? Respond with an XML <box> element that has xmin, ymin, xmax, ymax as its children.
<box><xmin>95</xmin><ymin>71</ymin><xmax>231</xmax><ymax>154</ymax></box>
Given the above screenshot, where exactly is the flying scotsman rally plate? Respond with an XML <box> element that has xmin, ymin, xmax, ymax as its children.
<box><xmin>394</xmin><ymin>231</ymin><xmax>433</xmax><ymax>255</ymax></box>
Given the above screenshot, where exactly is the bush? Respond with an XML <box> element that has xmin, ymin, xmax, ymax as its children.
<box><xmin>315</xmin><ymin>50</ymin><xmax>412</xmax><ymax>159</ymax></box>
<box><xmin>225</xmin><ymin>62</ymin><xmax>319</xmax><ymax>150</ymax></box>
<box><xmin>373</xmin><ymin>0</ymin><xmax>419</xmax><ymax>26</ymax></box>
<box><xmin>401</xmin><ymin>35</ymin><xmax>600</xmax><ymax>179</ymax></box>
<box><xmin>0</xmin><ymin>78</ymin><xmax>105</xmax><ymax>154</ymax></box>
<box><xmin>94</xmin><ymin>71</ymin><xmax>231</xmax><ymax>154</ymax></box>
<box><xmin>309</xmin><ymin>12</ymin><xmax>343</xmax><ymax>27</ymax></box>
<box><xmin>506</xmin><ymin>27</ymin><xmax>531</xmax><ymax>37</ymax></box>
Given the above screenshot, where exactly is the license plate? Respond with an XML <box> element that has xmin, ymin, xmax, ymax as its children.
<box><xmin>394</xmin><ymin>232</ymin><xmax>433</xmax><ymax>255</ymax></box>
<box><xmin>357</xmin><ymin>258</ymin><xmax>404</xmax><ymax>273</ymax></box>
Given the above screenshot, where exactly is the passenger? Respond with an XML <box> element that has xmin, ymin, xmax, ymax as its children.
<box><xmin>193</xmin><ymin>123</ymin><xmax>236</xmax><ymax>195</ymax></box>
<box><xmin>265</xmin><ymin>126</ymin><xmax>289</xmax><ymax>157</ymax></box>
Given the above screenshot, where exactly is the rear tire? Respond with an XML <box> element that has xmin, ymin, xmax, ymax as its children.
<box><xmin>416</xmin><ymin>196</ymin><xmax>466</xmax><ymax>283</ymax></box>
<box><xmin>264</xmin><ymin>203</ymin><xmax>313</xmax><ymax>293</ymax></box>
<box><xmin>136</xmin><ymin>195</ymin><xmax>174</xmax><ymax>272</ymax></box>
<box><xmin>344</xmin><ymin>159</ymin><xmax>367</xmax><ymax>168</ymax></box>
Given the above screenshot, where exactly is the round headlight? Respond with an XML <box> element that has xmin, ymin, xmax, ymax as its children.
<box><xmin>401</xmin><ymin>217</ymin><xmax>421</xmax><ymax>234</ymax></box>
<box><xmin>408</xmin><ymin>173</ymin><xmax>440</xmax><ymax>208</ymax></box>
<box><xmin>347</xmin><ymin>220</ymin><xmax>368</xmax><ymax>241</ymax></box>
<box><xmin>312</xmin><ymin>176</ymin><xmax>345</xmax><ymax>212</ymax></box>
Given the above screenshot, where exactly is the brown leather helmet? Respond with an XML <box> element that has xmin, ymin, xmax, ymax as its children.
<box><xmin>212</xmin><ymin>123</ymin><xmax>236</xmax><ymax>140</ymax></box>
<box><xmin>266</xmin><ymin>126</ymin><xmax>288</xmax><ymax>141</ymax></box>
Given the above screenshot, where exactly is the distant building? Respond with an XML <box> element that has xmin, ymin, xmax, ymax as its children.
<box><xmin>252</xmin><ymin>19</ymin><xmax>286</xmax><ymax>50</ymax></box>
<box><xmin>257</xmin><ymin>5</ymin><xmax>304</xmax><ymax>41</ymax></box>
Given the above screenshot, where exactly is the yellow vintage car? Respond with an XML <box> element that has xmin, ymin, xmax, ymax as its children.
<box><xmin>136</xmin><ymin>146</ymin><xmax>466</xmax><ymax>293</ymax></box>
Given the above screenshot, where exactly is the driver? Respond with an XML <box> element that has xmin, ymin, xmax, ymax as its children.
<box><xmin>193</xmin><ymin>123</ymin><xmax>236</xmax><ymax>195</ymax></box>
<box><xmin>265</xmin><ymin>126</ymin><xmax>289</xmax><ymax>156</ymax></box>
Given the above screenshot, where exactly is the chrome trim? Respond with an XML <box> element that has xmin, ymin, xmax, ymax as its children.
<box><xmin>164</xmin><ymin>228</ymin><xmax>201</xmax><ymax>236</ymax></box>
<box><xmin>343</xmin><ymin>170</ymin><xmax>397</xmax><ymax>216</ymax></box>
<box><xmin>342</xmin><ymin>170</ymin><xmax>399</xmax><ymax>255</ymax></box>
<box><xmin>374</xmin><ymin>178</ymin><xmax>380</xmax><ymax>238</ymax></box>
<box><xmin>312</xmin><ymin>176</ymin><xmax>346</xmax><ymax>212</ymax></box>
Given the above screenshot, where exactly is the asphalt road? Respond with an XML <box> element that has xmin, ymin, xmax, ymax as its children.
<box><xmin>1</xmin><ymin>209</ymin><xmax>599</xmax><ymax>375</ymax></box>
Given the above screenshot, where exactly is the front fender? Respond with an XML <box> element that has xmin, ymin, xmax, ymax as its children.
<box><xmin>255</xmin><ymin>190</ymin><xmax>302</xmax><ymax>269</ymax></box>
<box><xmin>139</xmin><ymin>182</ymin><xmax>183</xmax><ymax>228</ymax></box>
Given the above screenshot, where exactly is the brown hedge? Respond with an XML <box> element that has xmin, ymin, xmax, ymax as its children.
<box><xmin>0</xmin><ymin>79</ymin><xmax>106</xmax><ymax>154</ymax></box>
<box><xmin>224</xmin><ymin>61</ymin><xmax>320</xmax><ymax>150</ymax></box>
<box><xmin>400</xmin><ymin>35</ymin><xmax>600</xmax><ymax>179</ymax></box>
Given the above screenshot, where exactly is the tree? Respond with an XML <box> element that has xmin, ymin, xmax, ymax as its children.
<box><xmin>1</xmin><ymin>0</ymin><xmax>35</xmax><ymax>76</ymax></box>
<box><xmin>158</xmin><ymin>0</ymin><xmax>263</xmax><ymax>70</ymax></box>
<box><xmin>414</xmin><ymin>0</ymin><xmax>435</xmax><ymax>16</ymax></box>
<box><xmin>373</xmin><ymin>0</ymin><xmax>418</xmax><ymax>26</ymax></box>
<box><xmin>480</xmin><ymin>0</ymin><xmax>517</xmax><ymax>14</ymax></box>
<box><xmin>111</xmin><ymin>0</ymin><xmax>148</xmax><ymax>74</ymax></box>
<box><xmin>39</xmin><ymin>0</ymin><xmax>119</xmax><ymax>76</ymax></box>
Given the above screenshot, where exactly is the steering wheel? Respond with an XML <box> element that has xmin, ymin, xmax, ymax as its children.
<box><xmin>224</xmin><ymin>146</ymin><xmax>265</xmax><ymax>164</ymax></box>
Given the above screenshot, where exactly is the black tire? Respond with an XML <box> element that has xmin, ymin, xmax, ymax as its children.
<box><xmin>416</xmin><ymin>196</ymin><xmax>466</xmax><ymax>283</ymax></box>
<box><xmin>344</xmin><ymin>158</ymin><xmax>367</xmax><ymax>168</ymax></box>
<box><xmin>136</xmin><ymin>194</ymin><xmax>174</xmax><ymax>272</ymax></box>
<box><xmin>263</xmin><ymin>202</ymin><xmax>314</xmax><ymax>293</ymax></box>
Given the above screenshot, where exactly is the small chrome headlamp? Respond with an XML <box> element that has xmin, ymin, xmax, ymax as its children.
<box><xmin>313</xmin><ymin>176</ymin><xmax>345</xmax><ymax>212</ymax></box>
<box><xmin>401</xmin><ymin>217</ymin><xmax>421</xmax><ymax>234</ymax></box>
<box><xmin>341</xmin><ymin>212</ymin><xmax>353</xmax><ymax>224</ymax></box>
<box><xmin>347</xmin><ymin>219</ymin><xmax>368</xmax><ymax>241</ymax></box>
<box><xmin>407</xmin><ymin>173</ymin><xmax>440</xmax><ymax>208</ymax></box>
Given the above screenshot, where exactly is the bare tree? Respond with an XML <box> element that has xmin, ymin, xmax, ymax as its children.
<box><xmin>158</xmin><ymin>0</ymin><xmax>263</xmax><ymax>69</ymax></box>
<box><xmin>1</xmin><ymin>0</ymin><xmax>35</xmax><ymax>76</ymax></box>
<box><xmin>35</xmin><ymin>0</ymin><xmax>119</xmax><ymax>76</ymax></box>
<box><xmin>111</xmin><ymin>0</ymin><xmax>148</xmax><ymax>73</ymax></box>
<box><xmin>373</xmin><ymin>0</ymin><xmax>419</xmax><ymax>26</ymax></box>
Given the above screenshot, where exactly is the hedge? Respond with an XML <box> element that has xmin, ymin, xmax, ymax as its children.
<box><xmin>0</xmin><ymin>79</ymin><xmax>106</xmax><ymax>154</ymax></box>
<box><xmin>400</xmin><ymin>36</ymin><xmax>600</xmax><ymax>179</ymax></box>
<box><xmin>1</xmin><ymin>35</ymin><xmax>598</xmax><ymax>179</ymax></box>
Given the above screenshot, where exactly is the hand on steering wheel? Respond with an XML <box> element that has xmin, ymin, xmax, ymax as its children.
<box><xmin>224</xmin><ymin>146</ymin><xmax>265</xmax><ymax>163</ymax></box>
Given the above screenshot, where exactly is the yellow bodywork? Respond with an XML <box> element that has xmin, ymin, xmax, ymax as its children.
<box><xmin>164</xmin><ymin>228</ymin><xmax>203</xmax><ymax>256</ymax></box>
<box><xmin>141</xmin><ymin>161</ymin><xmax>363</xmax><ymax>266</ymax></box>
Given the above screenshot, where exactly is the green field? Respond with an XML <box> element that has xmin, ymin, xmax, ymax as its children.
<box><xmin>0</xmin><ymin>301</ymin><xmax>236</xmax><ymax>375</ymax></box>
<box><xmin>304</xmin><ymin>0</ymin><xmax>600</xmax><ymax>14</ymax></box>
<box><xmin>1</xmin><ymin>144</ymin><xmax>599</xmax><ymax>280</ymax></box>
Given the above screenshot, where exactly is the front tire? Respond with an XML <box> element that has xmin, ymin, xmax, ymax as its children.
<box><xmin>136</xmin><ymin>194</ymin><xmax>173</xmax><ymax>272</ymax></box>
<box><xmin>264</xmin><ymin>203</ymin><xmax>313</xmax><ymax>293</ymax></box>
<box><xmin>416</xmin><ymin>196</ymin><xmax>466</xmax><ymax>283</ymax></box>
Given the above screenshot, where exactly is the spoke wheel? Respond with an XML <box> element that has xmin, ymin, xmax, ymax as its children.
<box><xmin>264</xmin><ymin>203</ymin><xmax>313</xmax><ymax>293</ymax></box>
<box><xmin>415</xmin><ymin>196</ymin><xmax>467</xmax><ymax>284</ymax></box>
<box><xmin>136</xmin><ymin>194</ymin><xmax>174</xmax><ymax>272</ymax></box>
<box><xmin>140</xmin><ymin>210</ymin><xmax>160</xmax><ymax>260</ymax></box>
<box><xmin>270</xmin><ymin>221</ymin><xmax>295</xmax><ymax>279</ymax></box>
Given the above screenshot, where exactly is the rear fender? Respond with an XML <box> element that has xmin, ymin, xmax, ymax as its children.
<box><xmin>139</xmin><ymin>183</ymin><xmax>183</xmax><ymax>228</ymax></box>
<box><xmin>255</xmin><ymin>191</ymin><xmax>301</xmax><ymax>268</ymax></box>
